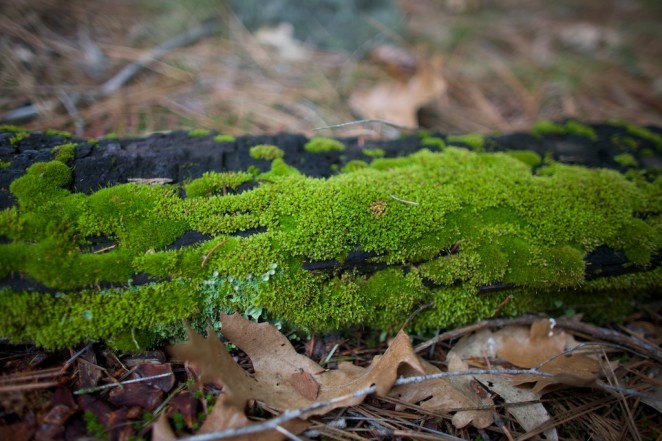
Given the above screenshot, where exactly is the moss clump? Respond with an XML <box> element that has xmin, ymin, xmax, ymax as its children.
<box><xmin>341</xmin><ymin>160</ymin><xmax>368</xmax><ymax>173</ymax></box>
<box><xmin>46</xmin><ymin>129</ymin><xmax>73</xmax><ymax>138</ymax></box>
<box><xmin>188</xmin><ymin>128</ymin><xmax>211</xmax><ymax>137</ymax></box>
<box><xmin>505</xmin><ymin>150</ymin><xmax>541</xmax><ymax>168</ymax></box>
<box><xmin>51</xmin><ymin>143</ymin><xmax>77</xmax><ymax>164</ymax></box>
<box><xmin>532</xmin><ymin>120</ymin><xmax>597</xmax><ymax>141</ymax></box>
<box><xmin>0</xmin><ymin>124</ymin><xmax>27</xmax><ymax>133</ymax></box>
<box><xmin>420</xmin><ymin>136</ymin><xmax>446</xmax><ymax>150</ymax></box>
<box><xmin>615</xmin><ymin>122</ymin><xmax>662</xmax><ymax>152</ymax></box>
<box><xmin>447</xmin><ymin>134</ymin><xmax>485</xmax><ymax>151</ymax></box>
<box><xmin>1</xmin><ymin>145</ymin><xmax>660</xmax><ymax>349</ymax></box>
<box><xmin>0</xmin><ymin>160</ymin><xmax>10</xmax><ymax>169</ymax></box>
<box><xmin>213</xmin><ymin>134</ymin><xmax>236</xmax><ymax>143</ymax></box>
<box><xmin>304</xmin><ymin>137</ymin><xmax>346</xmax><ymax>153</ymax></box>
<box><xmin>9</xmin><ymin>132</ymin><xmax>29</xmax><ymax>145</ymax></box>
<box><xmin>614</xmin><ymin>153</ymin><xmax>638</xmax><ymax>168</ymax></box>
<box><xmin>185</xmin><ymin>171</ymin><xmax>254</xmax><ymax>198</ymax></box>
<box><xmin>361</xmin><ymin>148</ymin><xmax>385</xmax><ymax>158</ymax></box>
<box><xmin>250</xmin><ymin>144</ymin><xmax>285</xmax><ymax>161</ymax></box>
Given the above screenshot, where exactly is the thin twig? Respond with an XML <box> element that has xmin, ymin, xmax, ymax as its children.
<box><xmin>388</xmin><ymin>194</ymin><xmax>419</xmax><ymax>205</ymax></box>
<box><xmin>201</xmin><ymin>239</ymin><xmax>229</xmax><ymax>267</ymax></box>
<box><xmin>313</xmin><ymin>119</ymin><xmax>418</xmax><ymax>132</ymax></box>
<box><xmin>74</xmin><ymin>372</ymin><xmax>173</xmax><ymax>395</ymax></box>
<box><xmin>99</xmin><ymin>19</ymin><xmax>222</xmax><ymax>97</ymax></box>
<box><xmin>178</xmin><ymin>369</ymin><xmax>556</xmax><ymax>441</ymax></box>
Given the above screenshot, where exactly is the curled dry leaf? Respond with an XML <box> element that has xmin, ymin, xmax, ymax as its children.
<box><xmin>167</xmin><ymin>313</ymin><xmax>424</xmax><ymax>439</ymax></box>
<box><xmin>349</xmin><ymin>55</ymin><xmax>446</xmax><ymax>128</ymax></box>
<box><xmin>389</xmin><ymin>352</ymin><xmax>494</xmax><ymax>429</ymax></box>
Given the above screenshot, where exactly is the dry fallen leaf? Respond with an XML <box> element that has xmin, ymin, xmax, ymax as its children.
<box><xmin>349</xmin><ymin>55</ymin><xmax>446</xmax><ymax>128</ymax></box>
<box><xmin>389</xmin><ymin>353</ymin><xmax>494</xmax><ymax>429</ymax></box>
<box><xmin>167</xmin><ymin>313</ymin><xmax>424</xmax><ymax>439</ymax></box>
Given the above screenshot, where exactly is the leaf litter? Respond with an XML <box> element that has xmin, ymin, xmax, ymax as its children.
<box><xmin>155</xmin><ymin>314</ymin><xmax>661</xmax><ymax>440</ymax></box>
<box><xmin>1</xmin><ymin>313</ymin><xmax>659</xmax><ymax>440</ymax></box>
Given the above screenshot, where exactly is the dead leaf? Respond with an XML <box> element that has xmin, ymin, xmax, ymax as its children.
<box><xmin>290</xmin><ymin>369</ymin><xmax>320</xmax><ymax>401</ymax></box>
<box><xmin>168</xmin><ymin>313</ymin><xmax>424</xmax><ymax>439</ymax></box>
<box><xmin>349</xmin><ymin>56</ymin><xmax>446</xmax><ymax>127</ymax></box>
<box><xmin>389</xmin><ymin>353</ymin><xmax>494</xmax><ymax>429</ymax></box>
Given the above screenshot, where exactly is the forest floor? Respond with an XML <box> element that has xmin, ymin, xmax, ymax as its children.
<box><xmin>1</xmin><ymin>1</ymin><xmax>662</xmax><ymax>440</ymax></box>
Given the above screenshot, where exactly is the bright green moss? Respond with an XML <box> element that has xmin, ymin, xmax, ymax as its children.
<box><xmin>258</xmin><ymin>158</ymin><xmax>301</xmax><ymax>180</ymax></box>
<box><xmin>1</xmin><ymin>145</ymin><xmax>660</xmax><ymax>348</ymax></box>
<box><xmin>614</xmin><ymin>153</ymin><xmax>638</xmax><ymax>168</ymax></box>
<box><xmin>51</xmin><ymin>143</ymin><xmax>77</xmax><ymax>164</ymax></box>
<box><xmin>188</xmin><ymin>128</ymin><xmax>210</xmax><ymax>137</ymax></box>
<box><xmin>0</xmin><ymin>160</ymin><xmax>10</xmax><ymax>169</ymax></box>
<box><xmin>447</xmin><ymin>134</ymin><xmax>485</xmax><ymax>151</ymax></box>
<box><xmin>420</xmin><ymin>136</ymin><xmax>446</xmax><ymax>150</ymax></box>
<box><xmin>9</xmin><ymin>132</ymin><xmax>29</xmax><ymax>145</ymax></box>
<box><xmin>532</xmin><ymin>120</ymin><xmax>597</xmax><ymax>141</ymax></box>
<box><xmin>505</xmin><ymin>150</ymin><xmax>541</xmax><ymax>168</ymax></box>
<box><xmin>361</xmin><ymin>148</ymin><xmax>385</xmax><ymax>158</ymax></box>
<box><xmin>213</xmin><ymin>134</ymin><xmax>236</xmax><ymax>143</ymax></box>
<box><xmin>185</xmin><ymin>171</ymin><xmax>254</xmax><ymax>198</ymax></box>
<box><xmin>249</xmin><ymin>144</ymin><xmax>285</xmax><ymax>161</ymax></box>
<box><xmin>341</xmin><ymin>160</ymin><xmax>368</xmax><ymax>173</ymax></box>
<box><xmin>304</xmin><ymin>137</ymin><xmax>346</xmax><ymax>153</ymax></box>
<box><xmin>614</xmin><ymin>122</ymin><xmax>662</xmax><ymax>152</ymax></box>
<box><xmin>0</xmin><ymin>124</ymin><xmax>26</xmax><ymax>133</ymax></box>
<box><xmin>46</xmin><ymin>129</ymin><xmax>72</xmax><ymax>138</ymax></box>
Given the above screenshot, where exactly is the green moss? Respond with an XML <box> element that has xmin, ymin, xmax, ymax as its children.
<box><xmin>87</xmin><ymin>138</ymin><xmax>99</xmax><ymax>145</ymax></box>
<box><xmin>532</xmin><ymin>120</ymin><xmax>597</xmax><ymax>141</ymax></box>
<box><xmin>51</xmin><ymin>143</ymin><xmax>77</xmax><ymax>164</ymax></box>
<box><xmin>341</xmin><ymin>160</ymin><xmax>368</xmax><ymax>173</ymax></box>
<box><xmin>46</xmin><ymin>129</ymin><xmax>72</xmax><ymax>138</ymax></box>
<box><xmin>361</xmin><ymin>148</ymin><xmax>385</xmax><ymax>158</ymax></box>
<box><xmin>420</xmin><ymin>136</ymin><xmax>446</xmax><ymax>150</ymax></box>
<box><xmin>0</xmin><ymin>124</ymin><xmax>27</xmax><ymax>133</ymax></box>
<box><xmin>613</xmin><ymin>122</ymin><xmax>662</xmax><ymax>152</ymax></box>
<box><xmin>9</xmin><ymin>132</ymin><xmax>29</xmax><ymax>145</ymax></box>
<box><xmin>304</xmin><ymin>137</ymin><xmax>346</xmax><ymax>153</ymax></box>
<box><xmin>613</xmin><ymin>153</ymin><xmax>638</xmax><ymax>168</ymax></box>
<box><xmin>0</xmin><ymin>160</ymin><xmax>10</xmax><ymax>169</ymax></box>
<box><xmin>188</xmin><ymin>128</ymin><xmax>210</xmax><ymax>137</ymax></box>
<box><xmin>505</xmin><ymin>150</ymin><xmax>541</xmax><ymax>168</ymax></box>
<box><xmin>213</xmin><ymin>134</ymin><xmax>236</xmax><ymax>143</ymax></box>
<box><xmin>447</xmin><ymin>134</ymin><xmax>485</xmax><ymax>151</ymax></box>
<box><xmin>1</xmin><ymin>143</ymin><xmax>660</xmax><ymax>348</ymax></box>
<box><xmin>249</xmin><ymin>144</ymin><xmax>285</xmax><ymax>161</ymax></box>
<box><xmin>185</xmin><ymin>171</ymin><xmax>254</xmax><ymax>198</ymax></box>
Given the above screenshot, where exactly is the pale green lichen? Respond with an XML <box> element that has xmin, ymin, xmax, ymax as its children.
<box><xmin>0</xmin><ymin>145</ymin><xmax>660</xmax><ymax>349</ymax></box>
<box><xmin>304</xmin><ymin>137</ymin><xmax>345</xmax><ymax>153</ymax></box>
<box><xmin>250</xmin><ymin>144</ymin><xmax>285</xmax><ymax>161</ymax></box>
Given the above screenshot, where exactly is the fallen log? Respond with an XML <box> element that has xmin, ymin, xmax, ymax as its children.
<box><xmin>0</xmin><ymin>121</ymin><xmax>660</xmax><ymax>349</ymax></box>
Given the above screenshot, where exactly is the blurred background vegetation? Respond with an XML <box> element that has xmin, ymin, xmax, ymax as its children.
<box><xmin>1</xmin><ymin>0</ymin><xmax>661</xmax><ymax>138</ymax></box>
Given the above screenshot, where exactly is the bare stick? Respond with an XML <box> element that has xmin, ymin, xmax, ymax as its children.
<box><xmin>313</xmin><ymin>119</ymin><xmax>418</xmax><ymax>132</ymax></box>
<box><xmin>388</xmin><ymin>194</ymin><xmax>419</xmax><ymax>205</ymax></box>
<box><xmin>99</xmin><ymin>19</ymin><xmax>222</xmax><ymax>97</ymax></box>
<box><xmin>74</xmin><ymin>372</ymin><xmax>173</xmax><ymax>395</ymax></box>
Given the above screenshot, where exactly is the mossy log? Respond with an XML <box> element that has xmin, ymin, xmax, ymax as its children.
<box><xmin>1</xmin><ymin>122</ymin><xmax>661</xmax><ymax>349</ymax></box>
